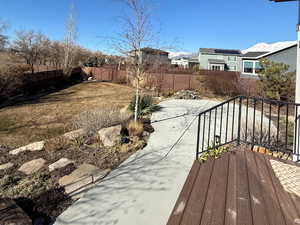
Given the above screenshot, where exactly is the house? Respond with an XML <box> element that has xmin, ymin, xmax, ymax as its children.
<box><xmin>171</xmin><ymin>56</ymin><xmax>199</xmax><ymax>69</ymax></box>
<box><xmin>129</xmin><ymin>47</ymin><xmax>170</xmax><ymax>65</ymax></box>
<box><xmin>241</xmin><ymin>43</ymin><xmax>297</xmax><ymax>77</ymax></box>
<box><xmin>198</xmin><ymin>48</ymin><xmax>242</xmax><ymax>71</ymax></box>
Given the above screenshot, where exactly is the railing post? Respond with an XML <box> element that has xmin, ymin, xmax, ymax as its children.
<box><xmin>196</xmin><ymin>114</ymin><xmax>201</xmax><ymax>160</ymax></box>
<box><xmin>237</xmin><ymin>96</ymin><xmax>243</xmax><ymax>145</ymax></box>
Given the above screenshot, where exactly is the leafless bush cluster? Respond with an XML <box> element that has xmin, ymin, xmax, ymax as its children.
<box><xmin>204</xmin><ymin>74</ymin><xmax>259</xmax><ymax>97</ymax></box>
<box><xmin>72</xmin><ymin>107</ymin><xmax>132</xmax><ymax>136</ymax></box>
<box><xmin>0</xmin><ymin>63</ymin><xmax>31</xmax><ymax>100</ymax></box>
<box><xmin>240</xmin><ymin>120</ymin><xmax>278</xmax><ymax>147</ymax></box>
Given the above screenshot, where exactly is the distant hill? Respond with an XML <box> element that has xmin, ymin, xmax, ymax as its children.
<box><xmin>168</xmin><ymin>51</ymin><xmax>196</xmax><ymax>59</ymax></box>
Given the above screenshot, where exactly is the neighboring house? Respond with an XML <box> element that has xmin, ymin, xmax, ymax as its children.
<box><xmin>241</xmin><ymin>43</ymin><xmax>297</xmax><ymax>77</ymax></box>
<box><xmin>129</xmin><ymin>47</ymin><xmax>170</xmax><ymax>65</ymax></box>
<box><xmin>171</xmin><ymin>57</ymin><xmax>199</xmax><ymax>69</ymax></box>
<box><xmin>198</xmin><ymin>48</ymin><xmax>242</xmax><ymax>72</ymax></box>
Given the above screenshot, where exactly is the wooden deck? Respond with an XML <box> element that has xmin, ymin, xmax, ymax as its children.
<box><xmin>166</xmin><ymin>147</ymin><xmax>300</xmax><ymax>225</ymax></box>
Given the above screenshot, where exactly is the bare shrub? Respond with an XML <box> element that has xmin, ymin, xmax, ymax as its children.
<box><xmin>127</xmin><ymin>120</ymin><xmax>144</xmax><ymax>137</ymax></box>
<box><xmin>72</xmin><ymin>107</ymin><xmax>132</xmax><ymax>136</ymax></box>
<box><xmin>0</xmin><ymin>64</ymin><xmax>31</xmax><ymax>100</ymax></box>
<box><xmin>240</xmin><ymin>119</ymin><xmax>278</xmax><ymax>148</ymax></box>
<box><xmin>235</xmin><ymin>78</ymin><xmax>259</xmax><ymax>97</ymax></box>
<box><xmin>204</xmin><ymin>73</ymin><xmax>239</xmax><ymax>96</ymax></box>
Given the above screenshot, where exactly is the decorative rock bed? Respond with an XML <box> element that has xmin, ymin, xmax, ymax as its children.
<box><xmin>173</xmin><ymin>90</ymin><xmax>200</xmax><ymax>100</ymax></box>
<box><xmin>0</xmin><ymin>118</ymin><xmax>154</xmax><ymax>224</ymax></box>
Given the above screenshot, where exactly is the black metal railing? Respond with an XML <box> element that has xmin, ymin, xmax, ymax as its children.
<box><xmin>196</xmin><ymin>96</ymin><xmax>300</xmax><ymax>162</ymax></box>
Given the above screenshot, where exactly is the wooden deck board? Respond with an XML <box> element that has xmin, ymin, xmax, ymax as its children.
<box><xmin>236</xmin><ymin>150</ymin><xmax>253</xmax><ymax>225</ymax></box>
<box><xmin>180</xmin><ymin>159</ymin><xmax>214</xmax><ymax>225</ymax></box>
<box><xmin>166</xmin><ymin>148</ymin><xmax>300</xmax><ymax>225</ymax></box>
<box><xmin>224</xmin><ymin>152</ymin><xmax>237</xmax><ymax>225</ymax></box>
<box><xmin>166</xmin><ymin>161</ymin><xmax>201</xmax><ymax>225</ymax></box>
<box><xmin>244</xmin><ymin>149</ymin><xmax>269</xmax><ymax>225</ymax></box>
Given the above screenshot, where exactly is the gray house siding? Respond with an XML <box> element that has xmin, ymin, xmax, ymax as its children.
<box><xmin>265</xmin><ymin>45</ymin><xmax>296</xmax><ymax>72</ymax></box>
<box><xmin>199</xmin><ymin>52</ymin><xmax>242</xmax><ymax>72</ymax></box>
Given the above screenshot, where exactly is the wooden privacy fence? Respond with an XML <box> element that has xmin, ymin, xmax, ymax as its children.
<box><xmin>85</xmin><ymin>67</ymin><xmax>241</xmax><ymax>92</ymax></box>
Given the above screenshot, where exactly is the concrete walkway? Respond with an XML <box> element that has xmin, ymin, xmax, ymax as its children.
<box><xmin>55</xmin><ymin>99</ymin><xmax>218</xmax><ymax>225</ymax></box>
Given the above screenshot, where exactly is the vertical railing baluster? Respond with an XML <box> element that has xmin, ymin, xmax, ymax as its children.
<box><xmin>277</xmin><ymin>103</ymin><xmax>281</xmax><ymax>152</ymax></box>
<box><xmin>285</xmin><ymin>104</ymin><xmax>289</xmax><ymax>152</ymax></box>
<box><xmin>246</xmin><ymin>97</ymin><xmax>249</xmax><ymax>143</ymax></box>
<box><xmin>253</xmin><ymin>99</ymin><xmax>256</xmax><ymax>144</ymax></box>
<box><xmin>202</xmin><ymin>112</ymin><xmax>206</xmax><ymax>152</ymax></box>
<box><xmin>196</xmin><ymin>114</ymin><xmax>201</xmax><ymax>159</ymax></box>
<box><xmin>232</xmin><ymin>99</ymin><xmax>236</xmax><ymax>141</ymax></box>
<box><xmin>225</xmin><ymin>102</ymin><xmax>229</xmax><ymax>143</ymax></box>
<box><xmin>208</xmin><ymin>110</ymin><xmax>212</xmax><ymax>148</ymax></box>
<box><xmin>214</xmin><ymin>108</ymin><xmax>217</xmax><ymax>146</ymax></box>
<box><xmin>268</xmin><ymin>102</ymin><xmax>272</xmax><ymax>148</ymax></box>
<box><xmin>260</xmin><ymin>99</ymin><xmax>264</xmax><ymax>146</ymax></box>
<box><xmin>220</xmin><ymin>105</ymin><xmax>223</xmax><ymax>144</ymax></box>
<box><xmin>237</xmin><ymin>96</ymin><xmax>243</xmax><ymax>145</ymax></box>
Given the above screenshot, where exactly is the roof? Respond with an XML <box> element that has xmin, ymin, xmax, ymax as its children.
<box><xmin>200</xmin><ymin>48</ymin><xmax>241</xmax><ymax>55</ymax></box>
<box><xmin>242</xmin><ymin>51</ymin><xmax>269</xmax><ymax>58</ymax></box>
<box><xmin>208</xmin><ymin>59</ymin><xmax>226</xmax><ymax>64</ymax></box>
<box><xmin>242</xmin><ymin>43</ymin><xmax>297</xmax><ymax>59</ymax></box>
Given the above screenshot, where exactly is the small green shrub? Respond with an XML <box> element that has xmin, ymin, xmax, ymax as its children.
<box><xmin>129</xmin><ymin>95</ymin><xmax>161</xmax><ymax>116</ymax></box>
<box><xmin>198</xmin><ymin>146</ymin><xmax>229</xmax><ymax>161</ymax></box>
<box><xmin>0</xmin><ymin>173</ymin><xmax>55</xmax><ymax>199</ymax></box>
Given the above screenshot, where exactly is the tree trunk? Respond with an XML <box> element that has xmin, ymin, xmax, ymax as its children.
<box><xmin>134</xmin><ymin>80</ymin><xmax>139</xmax><ymax>121</ymax></box>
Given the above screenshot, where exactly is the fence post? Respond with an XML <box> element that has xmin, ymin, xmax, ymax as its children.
<box><xmin>173</xmin><ymin>74</ymin><xmax>175</xmax><ymax>91</ymax></box>
<box><xmin>237</xmin><ymin>96</ymin><xmax>243</xmax><ymax>145</ymax></box>
<box><xmin>196</xmin><ymin>114</ymin><xmax>201</xmax><ymax>160</ymax></box>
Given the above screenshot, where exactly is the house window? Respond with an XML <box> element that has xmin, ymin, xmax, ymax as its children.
<box><xmin>255</xmin><ymin>62</ymin><xmax>263</xmax><ymax>74</ymax></box>
<box><xmin>228</xmin><ymin>56</ymin><xmax>237</xmax><ymax>61</ymax></box>
<box><xmin>229</xmin><ymin>66</ymin><xmax>236</xmax><ymax>71</ymax></box>
<box><xmin>212</xmin><ymin>65</ymin><xmax>221</xmax><ymax>71</ymax></box>
<box><xmin>244</xmin><ymin>61</ymin><xmax>254</xmax><ymax>73</ymax></box>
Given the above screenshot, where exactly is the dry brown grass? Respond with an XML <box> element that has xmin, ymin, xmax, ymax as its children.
<box><xmin>127</xmin><ymin>120</ymin><xmax>144</xmax><ymax>137</ymax></box>
<box><xmin>72</xmin><ymin>106</ymin><xmax>132</xmax><ymax>136</ymax></box>
<box><xmin>0</xmin><ymin>82</ymin><xmax>134</xmax><ymax>147</ymax></box>
<box><xmin>44</xmin><ymin>136</ymin><xmax>71</xmax><ymax>152</ymax></box>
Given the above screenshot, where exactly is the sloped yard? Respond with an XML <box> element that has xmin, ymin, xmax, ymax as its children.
<box><xmin>0</xmin><ymin>82</ymin><xmax>135</xmax><ymax>148</ymax></box>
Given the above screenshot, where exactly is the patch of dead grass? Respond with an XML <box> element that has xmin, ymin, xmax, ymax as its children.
<box><xmin>0</xmin><ymin>82</ymin><xmax>134</xmax><ymax>147</ymax></box>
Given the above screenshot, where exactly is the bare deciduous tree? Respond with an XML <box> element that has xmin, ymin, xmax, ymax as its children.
<box><xmin>49</xmin><ymin>40</ymin><xmax>64</xmax><ymax>69</ymax></box>
<box><xmin>0</xmin><ymin>19</ymin><xmax>9</xmax><ymax>50</ymax></box>
<box><xmin>116</xmin><ymin>0</ymin><xmax>156</xmax><ymax>121</ymax></box>
<box><xmin>13</xmin><ymin>30</ymin><xmax>49</xmax><ymax>73</ymax></box>
<box><xmin>63</xmin><ymin>3</ymin><xmax>77</xmax><ymax>75</ymax></box>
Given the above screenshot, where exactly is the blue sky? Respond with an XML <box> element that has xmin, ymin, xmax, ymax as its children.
<box><xmin>1</xmin><ymin>0</ymin><xmax>298</xmax><ymax>53</ymax></box>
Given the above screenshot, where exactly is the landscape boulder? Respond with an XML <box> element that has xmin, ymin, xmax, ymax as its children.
<box><xmin>59</xmin><ymin>164</ymin><xmax>110</xmax><ymax>196</ymax></box>
<box><xmin>63</xmin><ymin>129</ymin><xmax>85</xmax><ymax>140</ymax></box>
<box><xmin>98</xmin><ymin>125</ymin><xmax>122</xmax><ymax>147</ymax></box>
<box><xmin>9</xmin><ymin>141</ymin><xmax>45</xmax><ymax>155</ymax></box>
<box><xmin>18</xmin><ymin>158</ymin><xmax>46</xmax><ymax>175</ymax></box>
<box><xmin>49</xmin><ymin>158</ymin><xmax>74</xmax><ymax>172</ymax></box>
<box><xmin>0</xmin><ymin>198</ymin><xmax>32</xmax><ymax>225</ymax></box>
<box><xmin>0</xmin><ymin>162</ymin><xmax>14</xmax><ymax>170</ymax></box>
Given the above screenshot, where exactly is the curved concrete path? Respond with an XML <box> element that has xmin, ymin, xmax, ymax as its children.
<box><xmin>55</xmin><ymin>99</ymin><xmax>219</xmax><ymax>225</ymax></box>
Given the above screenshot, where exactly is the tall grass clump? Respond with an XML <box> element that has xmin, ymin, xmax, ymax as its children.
<box><xmin>72</xmin><ymin>106</ymin><xmax>131</xmax><ymax>136</ymax></box>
